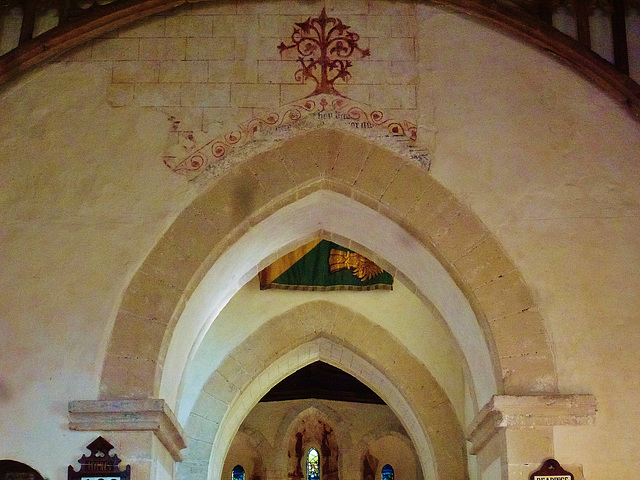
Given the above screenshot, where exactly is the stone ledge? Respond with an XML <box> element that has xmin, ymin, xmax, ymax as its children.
<box><xmin>467</xmin><ymin>394</ymin><xmax>597</xmax><ymax>455</ymax></box>
<box><xmin>69</xmin><ymin>399</ymin><xmax>187</xmax><ymax>462</ymax></box>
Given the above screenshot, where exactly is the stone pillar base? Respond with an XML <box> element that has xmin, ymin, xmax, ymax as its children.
<box><xmin>69</xmin><ymin>399</ymin><xmax>186</xmax><ymax>480</ymax></box>
<box><xmin>467</xmin><ymin>395</ymin><xmax>596</xmax><ymax>480</ymax></box>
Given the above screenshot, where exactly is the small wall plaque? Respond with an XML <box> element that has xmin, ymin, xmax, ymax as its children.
<box><xmin>530</xmin><ymin>459</ymin><xmax>574</xmax><ymax>480</ymax></box>
<box><xmin>68</xmin><ymin>437</ymin><xmax>130</xmax><ymax>480</ymax></box>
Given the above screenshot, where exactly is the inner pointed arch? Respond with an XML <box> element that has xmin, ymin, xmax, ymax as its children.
<box><xmin>162</xmin><ymin>189</ymin><xmax>497</xmax><ymax>420</ymax></box>
<box><xmin>205</xmin><ymin>336</ymin><xmax>439</xmax><ymax>480</ymax></box>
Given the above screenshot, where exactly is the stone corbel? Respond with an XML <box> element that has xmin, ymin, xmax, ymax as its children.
<box><xmin>69</xmin><ymin>399</ymin><xmax>187</xmax><ymax>462</ymax></box>
<box><xmin>467</xmin><ymin>394</ymin><xmax>597</xmax><ymax>455</ymax></box>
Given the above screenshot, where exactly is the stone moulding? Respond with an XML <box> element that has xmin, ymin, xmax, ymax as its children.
<box><xmin>68</xmin><ymin>399</ymin><xmax>186</xmax><ymax>462</ymax></box>
<box><xmin>466</xmin><ymin>394</ymin><xmax>597</xmax><ymax>455</ymax></box>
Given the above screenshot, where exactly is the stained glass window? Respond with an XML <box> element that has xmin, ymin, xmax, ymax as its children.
<box><xmin>381</xmin><ymin>464</ymin><xmax>394</xmax><ymax>480</ymax></box>
<box><xmin>307</xmin><ymin>447</ymin><xmax>320</xmax><ymax>480</ymax></box>
<box><xmin>232</xmin><ymin>465</ymin><xmax>245</xmax><ymax>480</ymax></box>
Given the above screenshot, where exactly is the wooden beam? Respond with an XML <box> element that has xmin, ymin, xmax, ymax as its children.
<box><xmin>429</xmin><ymin>0</ymin><xmax>640</xmax><ymax>117</ymax></box>
<box><xmin>0</xmin><ymin>0</ymin><xmax>639</xmax><ymax>121</ymax></box>
<box><xmin>0</xmin><ymin>0</ymin><xmax>185</xmax><ymax>83</ymax></box>
<box><xmin>537</xmin><ymin>0</ymin><xmax>554</xmax><ymax>26</ymax></box>
<box><xmin>574</xmin><ymin>0</ymin><xmax>592</xmax><ymax>48</ymax></box>
<box><xmin>18</xmin><ymin>0</ymin><xmax>36</xmax><ymax>45</ymax></box>
<box><xmin>58</xmin><ymin>0</ymin><xmax>71</xmax><ymax>24</ymax></box>
<box><xmin>611</xmin><ymin>0</ymin><xmax>630</xmax><ymax>74</ymax></box>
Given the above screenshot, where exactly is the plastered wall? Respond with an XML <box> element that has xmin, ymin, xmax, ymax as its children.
<box><xmin>0</xmin><ymin>1</ymin><xmax>639</xmax><ymax>479</ymax></box>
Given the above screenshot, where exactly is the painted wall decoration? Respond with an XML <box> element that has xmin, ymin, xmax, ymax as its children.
<box><xmin>277</xmin><ymin>8</ymin><xmax>370</xmax><ymax>97</ymax></box>
<box><xmin>162</xmin><ymin>8</ymin><xmax>429</xmax><ymax>180</ymax></box>
<box><xmin>362</xmin><ymin>453</ymin><xmax>378</xmax><ymax>480</ymax></box>
<box><xmin>163</xmin><ymin>94</ymin><xmax>428</xmax><ymax>180</ymax></box>
<box><xmin>287</xmin><ymin>418</ymin><xmax>339</xmax><ymax>480</ymax></box>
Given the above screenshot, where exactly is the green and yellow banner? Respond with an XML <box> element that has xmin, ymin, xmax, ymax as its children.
<box><xmin>259</xmin><ymin>240</ymin><xmax>393</xmax><ymax>291</ymax></box>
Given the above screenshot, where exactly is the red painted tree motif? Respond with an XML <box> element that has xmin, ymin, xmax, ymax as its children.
<box><xmin>277</xmin><ymin>8</ymin><xmax>370</xmax><ymax>96</ymax></box>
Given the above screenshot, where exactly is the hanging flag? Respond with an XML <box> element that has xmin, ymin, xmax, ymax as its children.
<box><xmin>259</xmin><ymin>240</ymin><xmax>393</xmax><ymax>291</ymax></box>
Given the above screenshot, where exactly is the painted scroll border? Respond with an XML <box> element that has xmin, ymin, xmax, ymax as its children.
<box><xmin>162</xmin><ymin>94</ymin><xmax>430</xmax><ymax>181</ymax></box>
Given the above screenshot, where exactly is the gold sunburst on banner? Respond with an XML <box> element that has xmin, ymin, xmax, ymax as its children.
<box><xmin>328</xmin><ymin>249</ymin><xmax>383</xmax><ymax>281</ymax></box>
<box><xmin>259</xmin><ymin>240</ymin><xmax>392</xmax><ymax>291</ymax></box>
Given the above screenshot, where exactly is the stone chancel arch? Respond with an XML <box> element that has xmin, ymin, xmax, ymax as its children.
<box><xmin>2</xmin><ymin>0</ymin><xmax>630</xmax><ymax>478</ymax></box>
<box><xmin>101</xmin><ymin>129</ymin><xmax>555</xmax><ymax>403</ymax></box>
<box><xmin>97</xmin><ymin>129</ymin><xmax>562</xmax><ymax>480</ymax></box>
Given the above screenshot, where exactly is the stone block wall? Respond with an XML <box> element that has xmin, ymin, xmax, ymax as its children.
<box><xmin>55</xmin><ymin>1</ymin><xmax>419</xmax><ymax>138</ymax></box>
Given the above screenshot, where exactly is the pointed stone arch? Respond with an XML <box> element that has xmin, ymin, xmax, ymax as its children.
<box><xmin>180</xmin><ymin>301</ymin><xmax>465</xmax><ymax>480</ymax></box>
<box><xmin>99</xmin><ymin>127</ymin><xmax>556</xmax><ymax>416</ymax></box>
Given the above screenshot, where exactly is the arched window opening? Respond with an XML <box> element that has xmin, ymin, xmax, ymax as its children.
<box><xmin>381</xmin><ymin>464</ymin><xmax>394</xmax><ymax>480</ymax></box>
<box><xmin>307</xmin><ymin>447</ymin><xmax>320</xmax><ymax>480</ymax></box>
<box><xmin>232</xmin><ymin>465</ymin><xmax>245</xmax><ymax>480</ymax></box>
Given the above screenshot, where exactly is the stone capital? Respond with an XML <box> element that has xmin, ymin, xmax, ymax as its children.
<box><xmin>467</xmin><ymin>394</ymin><xmax>597</xmax><ymax>455</ymax></box>
<box><xmin>69</xmin><ymin>399</ymin><xmax>186</xmax><ymax>461</ymax></box>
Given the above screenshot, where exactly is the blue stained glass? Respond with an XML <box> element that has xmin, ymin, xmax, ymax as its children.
<box><xmin>232</xmin><ymin>465</ymin><xmax>245</xmax><ymax>480</ymax></box>
<box><xmin>381</xmin><ymin>464</ymin><xmax>394</xmax><ymax>480</ymax></box>
<box><xmin>307</xmin><ymin>448</ymin><xmax>320</xmax><ymax>480</ymax></box>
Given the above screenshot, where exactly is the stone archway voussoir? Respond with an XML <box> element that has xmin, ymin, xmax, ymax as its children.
<box><xmin>101</xmin><ymin>129</ymin><xmax>556</xmax><ymax>406</ymax></box>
